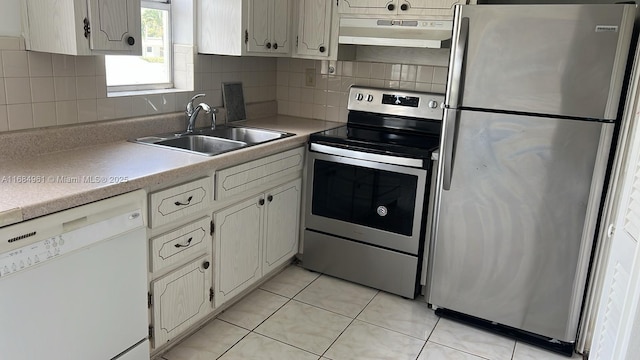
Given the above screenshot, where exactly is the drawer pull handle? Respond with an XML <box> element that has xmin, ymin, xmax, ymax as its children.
<box><xmin>174</xmin><ymin>196</ymin><xmax>193</xmax><ymax>206</ymax></box>
<box><xmin>174</xmin><ymin>237</ymin><xmax>193</xmax><ymax>248</ymax></box>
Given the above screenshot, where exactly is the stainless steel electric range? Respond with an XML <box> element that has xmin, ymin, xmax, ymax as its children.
<box><xmin>302</xmin><ymin>86</ymin><xmax>444</xmax><ymax>298</ymax></box>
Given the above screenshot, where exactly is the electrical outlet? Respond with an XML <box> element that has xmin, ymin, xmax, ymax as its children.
<box><xmin>305</xmin><ymin>68</ymin><xmax>316</xmax><ymax>87</ymax></box>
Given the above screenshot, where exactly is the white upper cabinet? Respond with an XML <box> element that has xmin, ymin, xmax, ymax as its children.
<box><xmin>246</xmin><ymin>0</ymin><xmax>291</xmax><ymax>54</ymax></box>
<box><xmin>293</xmin><ymin>0</ymin><xmax>336</xmax><ymax>59</ymax></box>
<box><xmin>339</xmin><ymin>0</ymin><xmax>467</xmax><ymax>19</ymax></box>
<box><xmin>198</xmin><ymin>0</ymin><xmax>291</xmax><ymax>56</ymax></box>
<box><xmin>22</xmin><ymin>0</ymin><xmax>142</xmax><ymax>56</ymax></box>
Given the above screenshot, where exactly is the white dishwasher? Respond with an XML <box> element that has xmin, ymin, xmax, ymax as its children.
<box><xmin>0</xmin><ymin>190</ymin><xmax>150</xmax><ymax>360</ymax></box>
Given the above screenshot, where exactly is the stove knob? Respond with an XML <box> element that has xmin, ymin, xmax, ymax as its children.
<box><xmin>428</xmin><ymin>100</ymin><xmax>438</xmax><ymax>109</ymax></box>
<box><xmin>356</xmin><ymin>93</ymin><xmax>364</xmax><ymax>101</ymax></box>
<box><xmin>366</xmin><ymin>94</ymin><xmax>374</xmax><ymax>102</ymax></box>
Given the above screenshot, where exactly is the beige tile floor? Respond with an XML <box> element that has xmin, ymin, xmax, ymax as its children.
<box><xmin>160</xmin><ymin>265</ymin><xmax>582</xmax><ymax>360</ymax></box>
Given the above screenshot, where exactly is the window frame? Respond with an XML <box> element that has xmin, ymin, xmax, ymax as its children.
<box><xmin>106</xmin><ymin>0</ymin><xmax>173</xmax><ymax>92</ymax></box>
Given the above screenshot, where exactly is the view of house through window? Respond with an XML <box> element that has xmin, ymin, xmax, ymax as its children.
<box><xmin>105</xmin><ymin>1</ymin><xmax>172</xmax><ymax>90</ymax></box>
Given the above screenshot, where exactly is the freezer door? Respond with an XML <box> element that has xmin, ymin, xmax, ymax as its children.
<box><xmin>429</xmin><ymin>110</ymin><xmax>608</xmax><ymax>341</ymax></box>
<box><xmin>447</xmin><ymin>4</ymin><xmax>634</xmax><ymax>120</ymax></box>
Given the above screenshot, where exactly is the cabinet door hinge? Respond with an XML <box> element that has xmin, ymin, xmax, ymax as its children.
<box><xmin>209</xmin><ymin>288</ymin><xmax>214</xmax><ymax>302</ymax></box>
<box><xmin>245</xmin><ymin>30</ymin><xmax>248</xmax><ymax>44</ymax></box>
<box><xmin>147</xmin><ymin>292</ymin><xmax>153</xmax><ymax>308</ymax></box>
<box><xmin>148</xmin><ymin>325</ymin><xmax>154</xmax><ymax>339</ymax></box>
<box><xmin>210</xmin><ymin>220</ymin><xmax>215</xmax><ymax>235</ymax></box>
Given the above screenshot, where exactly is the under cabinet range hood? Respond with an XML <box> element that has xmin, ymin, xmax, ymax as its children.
<box><xmin>338</xmin><ymin>18</ymin><xmax>453</xmax><ymax>48</ymax></box>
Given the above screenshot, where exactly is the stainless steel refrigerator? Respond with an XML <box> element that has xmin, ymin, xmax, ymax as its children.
<box><xmin>428</xmin><ymin>3</ymin><xmax>636</xmax><ymax>354</ymax></box>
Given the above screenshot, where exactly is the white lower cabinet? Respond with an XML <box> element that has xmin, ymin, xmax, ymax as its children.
<box><xmin>151</xmin><ymin>254</ymin><xmax>213</xmax><ymax>347</ymax></box>
<box><xmin>146</xmin><ymin>147</ymin><xmax>304</xmax><ymax>355</ymax></box>
<box><xmin>263</xmin><ymin>179</ymin><xmax>302</xmax><ymax>273</ymax></box>
<box><xmin>214</xmin><ymin>195</ymin><xmax>263</xmax><ymax>307</ymax></box>
<box><xmin>214</xmin><ymin>178</ymin><xmax>302</xmax><ymax>307</ymax></box>
<box><xmin>147</xmin><ymin>180</ymin><xmax>214</xmax><ymax>351</ymax></box>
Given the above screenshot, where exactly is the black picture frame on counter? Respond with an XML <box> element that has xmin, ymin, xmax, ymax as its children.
<box><xmin>222</xmin><ymin>82</ymin><xmax>247</xmax><ymax>122</ymax></box>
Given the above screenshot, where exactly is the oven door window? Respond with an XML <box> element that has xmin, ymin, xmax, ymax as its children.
<box><xmin>312</xmin><ymin>159</ymin><xmax>418</xmax><ymax>236</ymax></box>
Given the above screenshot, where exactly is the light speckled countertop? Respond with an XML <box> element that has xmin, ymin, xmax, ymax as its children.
<box><xmin>0</xmin><ymin>115</ymin><xmax>342</xmax><ymax>228</ymax></box>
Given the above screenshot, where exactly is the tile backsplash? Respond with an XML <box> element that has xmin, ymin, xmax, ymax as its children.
<box><xmin>0</xmin><ymin>36</ymin><xmax>277</xmax><ymax>132</ymax></box>
<box><xmin>0</xmin><ymin>35</ymin><xmax>448</xmax><ymax>133</ymax></box>
<box><xmin>276</xmin><ymin>58</ymin><xmax>448</xmax><ymax>123</ymax></box>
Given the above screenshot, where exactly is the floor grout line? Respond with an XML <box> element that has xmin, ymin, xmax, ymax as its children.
<box><xmin>171</xmin><ymin>265</ymin><xmax>529</xmax><ymax>360</ymax></box>
<box><xmin>319</xmin><ymin>288</ymin><xmax>381</xmax><ymax>358</ymax></box>
<box><xmin>215</xmin><ymin>268</ymin><xmax>324</xmax><ymax>358</ymax></box>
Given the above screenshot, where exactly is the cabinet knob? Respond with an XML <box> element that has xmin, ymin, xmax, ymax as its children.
<box><xmin>319</xmin><ymin>46</ymin><xmax>326</xmax><ymax>53</ymax></box>
<box><xmin>127</xmin><ymin>36</ymin><xmax>135</xmax><ymax>46</ymax></box>
<box><xmin>267</xmin><ymin>195</ymin><xmax>273</xmax><ymax>202</ymax></box>
<box><xmin>202</xmin><ymin>261</ymin><xmax>210</xmax><ymax>270</ymax></box>
<box><xmin>400</xmin><ymin>3</ymin><xmax>408</xmax><ymax>11</ymax></box>
<box><xmin>266</xmin><ymin>42</ymin><xmax>272</xmax><ymax>49</ymax></box>
<box><xmin>259</xmin><ymin>198</ymin><xmax>265</xmax><ymax>206</ymax></box>
<box><xmin>273</xmin><ymin>43</ymin><xmax>278</xmax><ymax>50</ymax></box>
<box><xmin>387</xmin><ymin>3</ymin><xmax>395</xmax><ymax>11</ymax></box>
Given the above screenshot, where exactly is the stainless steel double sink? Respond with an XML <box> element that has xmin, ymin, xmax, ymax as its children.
<box><xmin>132</xmin><ymin>125</ymin><xmax>295</xmax><ymax>156</ymax></box>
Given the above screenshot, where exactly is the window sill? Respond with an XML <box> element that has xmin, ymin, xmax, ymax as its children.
<box><xmin>107</xmin><ymin>88</ymin><xmax>190</xmax><ymax>98</ymax></box>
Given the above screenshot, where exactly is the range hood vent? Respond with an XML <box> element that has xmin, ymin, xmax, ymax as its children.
<box><xmin>338</xmin><ymin>18</ymin><xmax>453</xmax><ymax>49</ymax></box>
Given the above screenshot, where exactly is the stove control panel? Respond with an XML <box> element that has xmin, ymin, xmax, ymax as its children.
<box><xmin>349</xmin><ymin>86</ymin><xmax>444</xmax><ymax>120</ymax></box>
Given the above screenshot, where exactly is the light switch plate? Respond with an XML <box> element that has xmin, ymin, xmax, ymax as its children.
<box><xmin>305</xmin><ymin>68</ymin><xmax>316</xmax><ymax>87</ymax></box>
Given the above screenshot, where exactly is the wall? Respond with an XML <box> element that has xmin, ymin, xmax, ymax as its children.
<box><xmin>0</xmin><ymin>36</ymin><xmax>277</xmax><ymax>132</ymax></box>
<box><xmin>276</xmin><ymin>58</ymin><xmax>448</xmax><ymax>122</ymax></box>
<box><xmin>0</xmin><ymin>0</ymin><xmax>446</xmax><ymax>133</ymax></box>
<box><xmin>0</xmin><ymin>0</ymin><xmax>21</xmax><ymax>37</ymax></box>
<box><xmin>0</xmin><ymin>35</ymin><xmax>445</xmax><ymax>133</ymax></box>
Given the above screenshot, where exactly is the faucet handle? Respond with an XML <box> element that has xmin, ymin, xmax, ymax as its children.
<box><xmin>198</xmin><ymin>102</ymin><xmax>212</xmax><ymax>113</ymax></box>
<box><xmin>186</xmin><ymin>93</ymin><xmax>206</xmax><ymax>115</ymax></box>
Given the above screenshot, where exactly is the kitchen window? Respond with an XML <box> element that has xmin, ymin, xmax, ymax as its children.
<box><xmin>105</xmin><ymin>0</ymin><xmax>172</xmax><ymax>91</ymax></box>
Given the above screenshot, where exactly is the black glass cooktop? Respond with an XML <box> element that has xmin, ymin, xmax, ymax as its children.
<box><xmin>310</xmin><ymin>124</ymin><xmax>440</xmax><ymax>160</ymax></box>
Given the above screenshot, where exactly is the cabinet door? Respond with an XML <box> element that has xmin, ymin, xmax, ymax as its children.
<box><xmin>339</xmin><ymin>0</ymin><xmax>465</xmax><ymax>17</ymax></box>
<box><xmin>87</xmin><ymin>0</ymin><xmax>141</xmax><ymax>53</ymax></box>
<box><xmin>214</xmin><ymin>195</ymin><xmax>263</xmax><ymax>307</ymax></box>
<box><xmin>246</xmin><ymin>0</ymin><xmax>272</xmax><ymax>53</ymax></box>
<box><xmin>263</xmin><ymin>179</ymin><xmax>301</xmax><ymax>274</ymax></box>
<box><xmin>400</xmin><ymin>0</ymin><xmax>466</xmax><ymax>18</ymax></box>
<box><xmin>270</xmin><ymin>0</ymin><xmax>291</xmax><ymax>54</ymax></box>
<box><xmin>151</xmin><ymin>255</ymin><xmax>212</xmax><ymax>348</ymax></box>
<box><xmin>296</xmin><ymin>0</ymin><xmax>332</xmax><ymax>57</ymax></box>
<box><xmin>339</xmin><ymin>0</ymin><xmax>398</xmax><ymax>15</ymax></box>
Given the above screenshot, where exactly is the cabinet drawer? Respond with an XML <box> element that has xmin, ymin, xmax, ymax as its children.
<box><xmin>216</xmin><ymin>147</ymin><xmax>304</xmax><ymax>200</ymax></box>
<box><xmin>150</xmin><ymin>217</ymin><xmax>211</xmax><ymax>273</ymax></box>
<box><xmin>149</xmin><ymin>177</ymin><xmax>212</xmax><ymax>227</ymax></box>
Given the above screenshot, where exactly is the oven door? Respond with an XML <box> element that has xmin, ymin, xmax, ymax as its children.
<box><xmin>305</xmin><ymin>144</ymin><xmax>428</xmax><ymax>255</ymax></box>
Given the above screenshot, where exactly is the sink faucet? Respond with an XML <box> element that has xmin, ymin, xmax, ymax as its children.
<box><xmin>210</xmin><ymin>107</ymin><xmax>219</xmax><ymax>130</ymax></box>
<box><xmin>185</xmin><ymin>94</ymin><xmax>212</xmax><ymax>133</ymax></box>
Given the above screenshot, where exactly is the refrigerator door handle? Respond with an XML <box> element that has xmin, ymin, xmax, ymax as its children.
<box><xmin>447</xmin><ymin>15</ymin><xmax>469</xmax><ymax>108</ymax></box>
<box><xmin>442</xmin><ymin>108</ymin><xmax>459</xmax><ymax>190</ymax></box>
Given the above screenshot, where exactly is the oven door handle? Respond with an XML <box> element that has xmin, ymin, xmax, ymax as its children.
<box><xmin>309</xmin><ymin>142</ymin><xmax>425</xmax><ymax>168</ymax></box>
